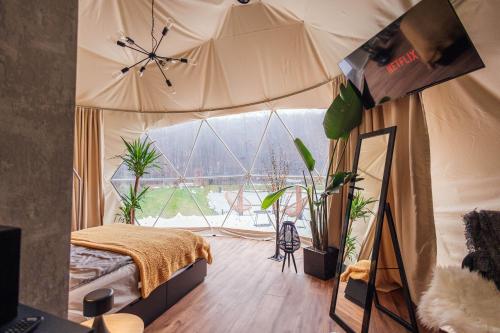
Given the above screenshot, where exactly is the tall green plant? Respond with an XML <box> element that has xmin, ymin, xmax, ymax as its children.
<box><xmin>262</xmin><ymin>82</ymin><xmax>363</xmax><ymax>251</ymax></box>
<box><xmin>117</xmin><ymin>137</ymin><xmax>161</xmax><ymax>224</ymax></box>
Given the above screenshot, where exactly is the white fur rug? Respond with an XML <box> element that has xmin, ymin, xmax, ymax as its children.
<box><xmin>418</xmin><ymin>266</ymin><xmax>500</xmax><ymax>333</ymax></box>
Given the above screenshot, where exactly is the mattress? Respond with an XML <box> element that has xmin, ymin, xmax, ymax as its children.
<box><xmin>68</xmin><ymin>246</ymin><xmax>190</xmax><ymax>323</ymax></box>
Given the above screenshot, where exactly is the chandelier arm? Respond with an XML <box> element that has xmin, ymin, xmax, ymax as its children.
<box><xmin>142</xmin><ymin>58</ymin><xmax>152</xmax><ymax>69</ymax></box>
<box><xmin>156</xmin><ymin>56</ymin><xmax>172</xmax><ymax>61</ymax></box>
<box><xmin>154</xmin><ymin>58</ymin><xmax>169</xmax><ymax>81</ymax></box>
<box><xmin>128</xmin><ymin>56</ymin><xmax>150</xmax><ymax>69</ymax></box>
<box><xmin>151</xmin><ymin>0</ymin><xmax>157</xmax><ymax>50</ymax></box>
<box><xmin>153</xmin><ymin>33</ymin><xmax>165</xmax><ymax>54</ymax></box>
<box><xmin>124</xmin><ymin>44</ymin><xmax>149</xmax><ymax>55</ymax></box>
<box><xmin>131</xmin><ymin>42</ymin><xmax>149</xmax><ymax>54</ymax></box>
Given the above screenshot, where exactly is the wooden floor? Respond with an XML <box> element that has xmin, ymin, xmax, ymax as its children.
<box><xmin>146</xmin><ymin>236</ymin><xmax>434</xmax><ymax>333</ymax></box>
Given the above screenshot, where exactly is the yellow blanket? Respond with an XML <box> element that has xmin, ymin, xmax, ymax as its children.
<box><xmin>71</xmin><ymin>224</ymin><xmax>213</xmax><ymax>298</ymax></box>
<box><xmin>340</xmin><ymin>260</ymin><xmax>371</xmax><ymax>283</ymax></box>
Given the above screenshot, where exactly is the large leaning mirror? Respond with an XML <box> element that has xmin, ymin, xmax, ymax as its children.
<box><xmin>330</xmin><ymin>126</ymin><xmax>415</xmax><ymax>333</ymax></box>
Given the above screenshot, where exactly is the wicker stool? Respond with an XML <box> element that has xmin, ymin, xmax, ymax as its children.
<box><xmin>279</xmin><ymin>221</ymin><xmax>301</xmax><ymax>273</ymax></box>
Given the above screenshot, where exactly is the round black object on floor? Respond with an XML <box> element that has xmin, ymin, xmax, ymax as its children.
<box><xmin>83</xmin><ymin>288</ymin><xmax>114</xmax><ymax>317</ymax></box>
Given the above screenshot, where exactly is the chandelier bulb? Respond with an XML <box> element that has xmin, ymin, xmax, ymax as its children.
<box><xmin>139</xmin><ymin>66</ymin><xmax>146</xmax><ymax>77</ymax></box>
<box><xmin>165</xmin><ymin>79</ymin><xmax>176</xmax><ymax>94</ymax></box>
<box><xmin>112</xmin><ymin>67</ymin><xmax>129</xmax><ymax>79</ymax></box>
<box><xmin>165</xmin><ymin>18</ymin><xmax>174</xmax><ymax>29</ymax></box>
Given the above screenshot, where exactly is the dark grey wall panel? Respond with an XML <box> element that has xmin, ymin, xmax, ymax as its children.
<box><xmin>0</xmin><ymin>0</ymin><xmax>78</xmax><ymax>317</ymax></box>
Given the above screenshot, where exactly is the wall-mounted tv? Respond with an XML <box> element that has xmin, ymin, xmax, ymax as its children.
<box><xmin>338</xmin><ymin>0</ymin><xmax>485</xmax><ymax>109</ymax></box>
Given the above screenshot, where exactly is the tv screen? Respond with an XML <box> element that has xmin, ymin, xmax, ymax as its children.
<box><xmin>338</xmin><ymin>0</ymin><xmax>484</xmax><ymax>109</ymax></box>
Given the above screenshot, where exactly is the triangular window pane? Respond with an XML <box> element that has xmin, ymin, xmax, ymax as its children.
<box><xmin>251</xmin><ymin>112</ymin><xmax>304</xmax><ymax>176</ymax></box>
<box><xmin>135</xmin><ymin>178</ymin><xmax>179</xmax><ymax>226</ymax></box>
<box><xmin>185</xmin><ymin>122</ymin><xmax>244</xmax><ymax>178</ymax></box>
<box><xmin>207</xmin><ymin>110</ymin><xmax>271</xmax><ymax>171</ymax></box>
<box><xmin>147</xmin><ymin>120</ymin><xmax>202</xmax><ymax>176</ymax></box>
<box><xmin>155</xmin><ymin>182</ymin><xmax>211</xmax><ymax>229</ymax></box>
<box><xmin>177</xmin><ymin>176</ymin><xmax>246</xmax><ymax>229</ymax></box>
<box><xmin>222</xmin><ymin>176</ymin><xmax>275</xmax><ymax>233</ymax></box>
<box><xmin>277</xmin><ymin>109</ymin><xmax>329</xmax><ymax>176</ymax></box>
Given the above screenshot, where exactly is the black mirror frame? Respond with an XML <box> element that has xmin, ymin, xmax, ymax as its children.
<box><xmin>329</xmin><ymin>126</ymin><xmax>397</xmax><ymax>333</ymax></box>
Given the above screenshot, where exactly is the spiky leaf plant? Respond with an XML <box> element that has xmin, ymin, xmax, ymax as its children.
<box><xmin>343</xmin><ymin>191</ymin><xmax>377</xmax><ymax>262</ymax></box>
<box><xmin>117</xmin><ymin>137</ymin><xmax>161</xmax><ymax>224</ymax></box>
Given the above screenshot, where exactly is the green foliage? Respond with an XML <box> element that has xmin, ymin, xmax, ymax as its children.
<box><xmin>262</xmin><ymin>82</ymin><xmax>364</xmax><ymax>251</ymax></box>
<box><xmin>343</xmin><ymin>191</ymin><xmax>376</xmax><ymax>262</ymax></box>
<box><xmin>261</xmin><ymin>185</ymin><xmax>297</xmax><ymax>210</ymax></box>
<box><xmin>350</xmin><ymin>191</ymin><xmax>377</xmax><ymax>223</ymax></box>
<box><xmin>323</xmin><ymin>82</ymin><xmax>363</xmax><ymax>140</ymax></box>
<box><xmin>325</xmin><ymin>171</ymin><xmax>355</xmax><ymax>195</ymax></box>
<box><xmin>344</xmin><ymin>231</ymin><xmax>358</xmax><ymax>262</ymax></box>
<box><xmin>116</xmin><ymin>137</ymin><xmax>161</xmax><ymax>224</ymax></box>
<box><xmin>116</xmin><ymin>185</ymin><xmax>150</xmax><ymax>224</ymax></box>
<box><xmin>120</xmin><ymin>137</ymin><xmax>161</xmax><ymax>178</ymax></box>
<box><xmin>294</xmin><ymin>138</ymin><xmax>315</xmax><ymax>172</ymax></box>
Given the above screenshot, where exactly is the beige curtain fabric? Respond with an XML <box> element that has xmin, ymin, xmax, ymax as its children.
<box><xmin>328</xmin><ymin>82</ymin><xmax>436</xmax><ymax>303</ymax></box>
<box><xmin>73</xmin><ymin>106</ymin><xmax>104</xmax><ymax>230</ymax></box>
<box><xmin>420</xmin><ymin>0</ymin><xmax>500</xmax><ymax>267</ymax></box>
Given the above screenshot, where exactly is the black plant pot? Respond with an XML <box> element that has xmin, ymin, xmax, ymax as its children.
<box><xmin>303</xmin><ymin>246</ymin><xmax>338</xmax><ymax>280</ymax></box>
<box><xmin>344</xmin><ymin>278</ymin><xmax>368</xmax><ymax>308</ymax></box>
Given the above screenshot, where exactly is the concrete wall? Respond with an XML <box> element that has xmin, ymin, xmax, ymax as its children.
<box><xmin>0</xmin><ymin>1</ymin><xmax>78</xmax><ymax>316</ymax></box>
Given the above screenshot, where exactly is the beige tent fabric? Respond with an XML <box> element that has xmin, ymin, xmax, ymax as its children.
<box><xmin>328</xmin><ymin>92</ymin><xmax>436</xmax><ymax>303</ymax></box>
<box><xmin>421</xmin><ymin>0</ymin><xmax>500</xmax><ymax>266</ymax></box>
<box><xmin>73</xmin><ymin>107</ymin><xmax>104</xmax><ymax>230</ymax></box>
<box><xmin>76</xmin><ymin>0</ymin><xmax>421</xmax><ymax>113</ymax></box>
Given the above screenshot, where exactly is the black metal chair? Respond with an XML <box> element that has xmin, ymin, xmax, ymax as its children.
<box><xmin>279</xmin><ymin>221</ymin><xmax>301</xmax><ymax>273</ymax></box>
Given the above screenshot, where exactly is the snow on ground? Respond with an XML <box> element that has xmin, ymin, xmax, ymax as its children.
<box><xmin>138</xmin><ymin>190</ymin><xmax>312</xmax><ymax>237</ymax></box>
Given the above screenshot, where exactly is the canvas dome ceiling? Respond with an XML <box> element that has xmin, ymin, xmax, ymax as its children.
<box><xmin>77</xmin><ymin>0</ymin><xmax>420</xmax><ymax>113</ymax></box>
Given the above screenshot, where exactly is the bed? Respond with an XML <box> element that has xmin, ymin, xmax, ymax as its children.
<box><xmin>68</xmin><ymin>224</ymin><xmax>212</xmax><ymax>325</ymax></box>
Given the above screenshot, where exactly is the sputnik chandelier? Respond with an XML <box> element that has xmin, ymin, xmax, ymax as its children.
<box><xmin>113</xmin><ymin>0</ymin><xmax>195</xmax><ymax>94</ymax></box>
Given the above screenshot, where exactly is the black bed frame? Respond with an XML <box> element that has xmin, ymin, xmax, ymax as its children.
<box><xmin>118</xmin><ymin>258</ymin><xmax>207</xmax><ymax>326</ymax></box>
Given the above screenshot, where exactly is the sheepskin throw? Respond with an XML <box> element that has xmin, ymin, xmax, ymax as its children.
<box><xmin>418</xmin><ymin>266</ymin><xmax>500</xmax><ymax>333</ymax></box>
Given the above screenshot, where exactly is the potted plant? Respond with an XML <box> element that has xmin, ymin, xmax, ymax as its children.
<box><xmin>261</xmin><ymin>82</ymin><xmax>363</xmax><ymax>279</ymax></box>
<box><xmin>116</xmin><ymin>137</ymin><xmax>161</xmax><ymax>224</ymax></box>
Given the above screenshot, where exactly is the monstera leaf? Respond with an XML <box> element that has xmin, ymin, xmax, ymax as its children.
<box><xmin>323</xmin><ymin>81</ymin><xmax>363</xmax><ymax>140</ymax></box>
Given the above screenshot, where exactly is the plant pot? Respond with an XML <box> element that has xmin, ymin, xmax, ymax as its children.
<box><xmin>344</xmin><ymin>278</ymin><xmax>368</xmax><ymax>308</ymax></box>
<box><xmin>303</xmin><ymin>246</ymin><xmax>338</xmax><ymax>280</ymax></box>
